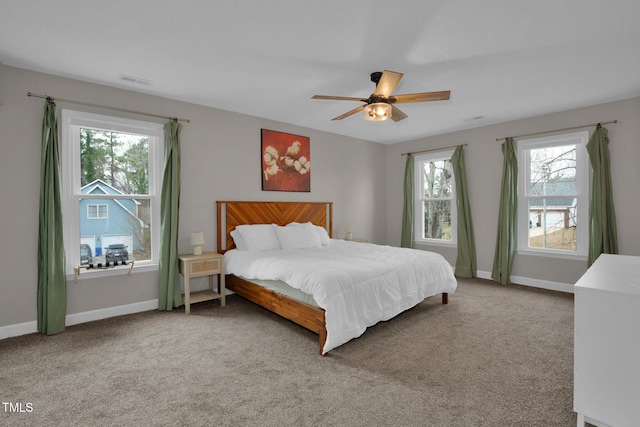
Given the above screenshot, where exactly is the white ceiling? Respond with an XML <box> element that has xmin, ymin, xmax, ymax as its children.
<box><xmin>2</xmin><ymin>0</ymin><xmax>640</xmax><ymax>144</ymax></box>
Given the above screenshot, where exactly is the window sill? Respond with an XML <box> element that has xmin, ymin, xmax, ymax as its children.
<box><xmin>414</xmin><ymin>240</ymin><xmax>457</xmax><ymax>249</ymax></box>
<box><xmin>516</xmin><ymin>248</ymin><xmax>587</xmax><ymax>261</ymax></box>
<box><xmin>67</xmin><ymin>263</ymin><xmax>158</xmax><ymax>282</ymax></box>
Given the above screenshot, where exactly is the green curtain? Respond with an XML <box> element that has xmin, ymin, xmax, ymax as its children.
<box><xmin>37</xmin><ymin>100</ymin><xmax>67</xmax><ymax>334</ymax></box>
<box><xmin>158</xmin><ymin>121</ymin><xmax>184</xmax><ymax>310</ymax></box>
<box><xmin>452</xmin><ymin>147</ymin><xmax>477</xmax><ymax>277</ymax></box>
<box><xmin>400</xmin><ymin>154</ymin><xmax>414</xmax><ymax>248</ymax></box>
<box><xmin>491</xmin><ymin>138</ymin><xmax>518</xmax><ymax>285</ymax></box>
<box><xmin>586</xmin><ymin>125</ymin><xmax>618</xmax><ymax>266</ymax></box>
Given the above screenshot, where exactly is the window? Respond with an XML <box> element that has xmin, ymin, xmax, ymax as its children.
<box><xmin>517</xmin><ymin>131</ymin><xmax>589</xmax><ymax>258</ymax></box>
<box><xmin>87</xmin><ymin>204</ymin><xmax>108</xmax><ymax>219</ymax></box>
<box><xmin>61</xmin><ymin>110</ymin><xmax>163</xmax><ymax>276</ymax></box>
<box><xmin>413</xmin><ymin>150</ymin><xmax>456</xmax><ymax>245</ymax></box>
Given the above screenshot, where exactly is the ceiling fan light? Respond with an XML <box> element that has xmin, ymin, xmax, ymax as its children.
<box><xmin>364</xmin><ymin>102</ymin><xmax>391</xmax><ymax>121</ymax></box>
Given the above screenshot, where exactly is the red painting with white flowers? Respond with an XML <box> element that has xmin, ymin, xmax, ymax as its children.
<box><xmin>261</xmin><ymin>129</ymin><xmax>310</xmax><ymax>192</ymax></box>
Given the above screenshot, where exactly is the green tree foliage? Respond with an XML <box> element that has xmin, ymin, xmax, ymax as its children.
<box><xmin>80</xmin><ymin>129</ymin><xmax>148</xmax><ymax>194</ymax></box>
<box><xmin>119</xmin><ymin>138</ymin><xmax>149</xmax><ymax>194</ymax></box>
<box><xmin>80</xmin><ymin>128</ymin><xmax>108</xmax><ymax>186</ymax></box>
<box><xmin>105</xmin><ymin>131</ymin><xmax>122</xmax><ymax>188</ymax></box>
<box><xmin>79</xmin><ymin>127</ymin><xmax>151</xmax><ymax>261</ymax></box>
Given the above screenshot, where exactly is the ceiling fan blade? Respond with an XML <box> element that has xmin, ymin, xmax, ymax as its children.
<box><xmin>391</xmin><ymin>105</ymin><xmax>408</xmax><ymax>122</ymax></box>
<box><xmin>312</xmin><ymin>95</ymin><xmax>368</xmax><ymax>102</ymax></box>
<box><xmin>390</xmin><ymin>90</ymin><xmax>451</xmax><ymax>104</ymax></box>
<box><xmin>331</xmin><ymin>105</ymin><xmax>366</xmax><ymax>121</ymax></box>
<box><xmin>373</xmin><ymin>70</ymin><xmax>404</xmax><ymax>97</ymax></box>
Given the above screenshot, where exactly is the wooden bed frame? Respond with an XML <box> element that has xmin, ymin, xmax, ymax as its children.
<box><xmin>216</xmin><ymin>200</ymin><xmax>448</xmax><ymax>355</ymax></box>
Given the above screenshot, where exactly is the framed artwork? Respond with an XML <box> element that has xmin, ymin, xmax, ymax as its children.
<box><xmin>261</xmin><ymin>129</ymin><xmax>311</xmax><ymax>192</ymax></box>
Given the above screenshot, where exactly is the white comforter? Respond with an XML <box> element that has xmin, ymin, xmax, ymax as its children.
<box><xmin>224</xmin><ymin>239</ymin><xmax>457</xmax><ymax>354</ymax></box>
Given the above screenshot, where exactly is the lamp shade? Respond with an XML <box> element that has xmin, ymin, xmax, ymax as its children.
<box><xmin>364</xmin><ymin>102</ymin><xmax>392</xmax><ymax>121</ymax></box>
<box><xmin>190</xmin><ymin>232</ymin><xmax>204</xmax><ymax>246</ymax></box>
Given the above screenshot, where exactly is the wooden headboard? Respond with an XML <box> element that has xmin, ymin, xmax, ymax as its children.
<box><xmin>216</xmin><ymin>201</ymin><xmax>333</xmax><ymax>253</ymax></box>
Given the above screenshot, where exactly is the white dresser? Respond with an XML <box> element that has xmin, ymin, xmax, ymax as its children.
<box><xmin>574</xmin><ymin>254</ymin><xmax>640</xmax><ymax>427</ymax></box>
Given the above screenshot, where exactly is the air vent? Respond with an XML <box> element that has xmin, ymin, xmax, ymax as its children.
<box><xmin>119</xmin><ymin>74</ymin><xmax>153</xmax><ymax>86</ymax></box>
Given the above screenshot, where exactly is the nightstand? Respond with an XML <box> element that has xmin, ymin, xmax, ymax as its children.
<box><xmin>178</xmin><ymin>252</ymin><xmax>225</xmax><ymax>314</ymax></box>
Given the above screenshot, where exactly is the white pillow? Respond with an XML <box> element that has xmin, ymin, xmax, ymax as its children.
<box><xmin>275</xmin><ymin>223</ymin><xmax>322</xmax><ymax>250</ymax></box>
<box><xmin>287</xmin><ymin>222</ymin><xmax>331</xmax><ymax>246</ymax></box>
<box><xmin>230</xmin><ymin>229</ymin><xmax>247</xmax><ymax>250</ymax></box>
<box><xmin>313</xmin><ymin>225</ymin><xmax>331</xmax><ymax>246</ymax></box>
<box><xmin>235</xmin><ymin>224</ymin><xmax>280</xmax><ymax>252</ymax></box>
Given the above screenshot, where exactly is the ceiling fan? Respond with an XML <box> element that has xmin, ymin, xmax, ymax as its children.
<box><xmin>312</xmin><ymin>70</ymin><xmax>451</xmax><ymax>122</ymax></box>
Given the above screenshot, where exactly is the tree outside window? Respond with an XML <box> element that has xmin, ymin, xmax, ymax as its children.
<box><xmin>414</xmin><ymin>150</ymin><xmax>456</xmax><ymax>244</ymax></box>
<box><xmin>61</xmin><ymin>110</ymin><xmax>163</xmax><ymax>274</ymax></box>
<box><xmin>517</xmin><ymin>131</ymin><xmax>589</xmax><ymax>258</ymax></box>
<box><xmin>528</xmin><ymin>144</ymin><xmax>577</xmax><ymax>250</ymax></box>
<box><xmin>80</xmin><ymin>128</ymin><xmax>151</xmax><ymax>261</ymax></box>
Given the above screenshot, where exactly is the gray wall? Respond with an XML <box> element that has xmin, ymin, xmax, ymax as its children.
<box><xmin>2</xmin><ymin>62</ymin><xmax>639</xmax><ymax>331</ymax></box>
<box><xmin>0</xmin><ymin>65</ymin><xmax>386</xmax><ymax>328</ymax></box>
<box><xmin>386</xmin><ymin>97</ymin><xmax>640</xmax><ymax>285</ymax></box>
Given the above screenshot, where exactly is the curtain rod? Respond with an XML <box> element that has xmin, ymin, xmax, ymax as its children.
<box><xmin>496</xmin><ymin>120</ymin><xmax>617</xmax><ymax>142</ymax></box>
<box><xmin>401</xmin><ymin>144</ymin><xmax>467</xmax><ymax>156</ymax></box>
<box><xmin>27</xmin><ymin>92</ymin><xmax>190</xmax><ymax>123</ymax></box>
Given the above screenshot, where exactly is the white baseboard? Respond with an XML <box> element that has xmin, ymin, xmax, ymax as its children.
<box><xmin>1</xmin><ymin>272</ymin><xmax>574</xmax><ymax>340</ymax></box>
<box><xmin>476</xmin><ymin>270</ymin><xmax>574</xmax><ymax>294</ymax></box>
<box><xmin>0</xmin><ymin>321</ymin><xmax>37</xmax><ymax>340</ymax></box>
<box><xmin>65</xmin><ymin>299</ymin><xmax>158</xmax><ymax>326</ymax></box>
<box><xmin>476</xmin><ymin>270</ymin><xmax>493</xmax><ymax>280</ymax></box>
<box><xmin>0</xmin><ymin>299</ymin><xmax>158</xmax><ymax>340</ymax></box>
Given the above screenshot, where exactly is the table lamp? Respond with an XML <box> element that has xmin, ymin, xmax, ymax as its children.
<box><xmin>190</xmin><ymin>232</ymin><xmax>204</xmax><ymax>255</ymax></box>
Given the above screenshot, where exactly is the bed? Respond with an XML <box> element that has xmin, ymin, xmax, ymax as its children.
<box><xmin>216</xmin><ymin>201</ymin><xmax>457</xmax><ymax>355</ymax></box>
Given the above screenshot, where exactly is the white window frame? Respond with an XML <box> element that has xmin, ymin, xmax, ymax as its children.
<box><xmin>413</xmin><ymin>149</ymin><xmax>457</xmax><ymax>247</ymax></box>
<box><xmin>61</xmin><ymin>110</ymin><xmax>164</xmax><ymax>279</ymax></box>
<box><xmin>516</xmin><ymin>131</ymin><xmax>589</xmax><ymax>260</ymax></box>
<box><xmin>87</xmin><ymin>204</ymin><xmax>108</xmax><ymax>219</ymax></box>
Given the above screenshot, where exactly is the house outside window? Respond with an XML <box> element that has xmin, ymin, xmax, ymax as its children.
<box><xmin>87</xmin><ymin>204</ymin><xmax>108</xmax><ymax>219</ymax></box>
<box><xmin>61</xmin><ymin>110</ymin><xmax>163</xmax><ymax>276</ymax></box>
<box><xmin>517</xmin><ymin>131</ymin><xmax>589</xmax><ymax>259</ymax></box>
<box><xmin>413</xmin><ymin>150</ymin><xmax>456</xmax><ymax>245</ymax></box>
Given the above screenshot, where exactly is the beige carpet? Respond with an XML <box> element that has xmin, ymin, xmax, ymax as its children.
<box><xmin>0</xmin><ymin>277</ymin><xmax>576</xmax><ymax>426</ymax></box>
